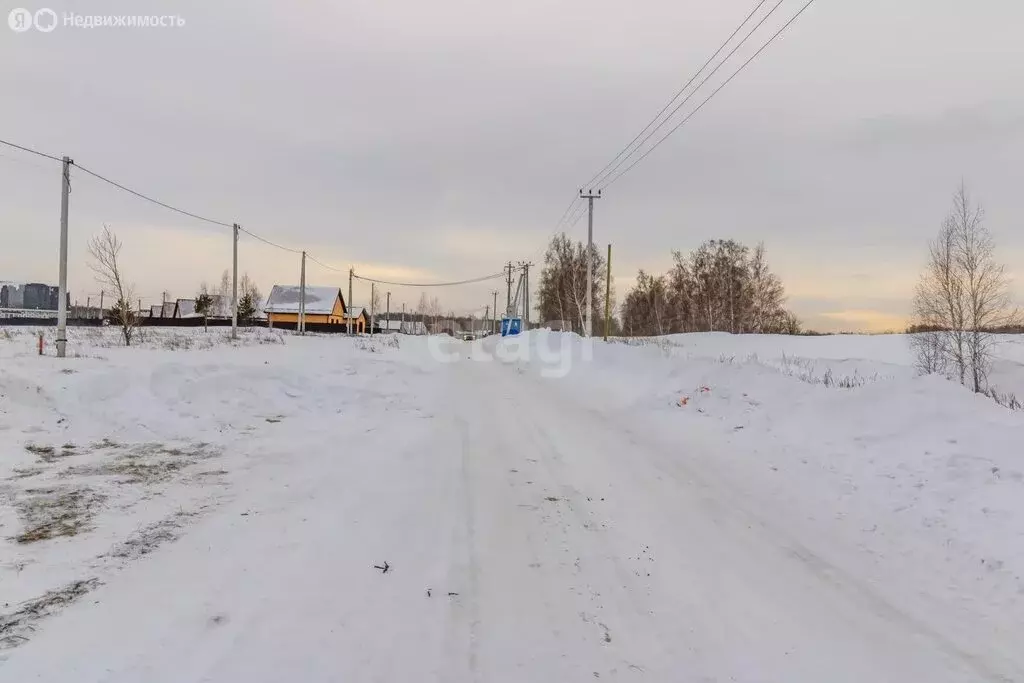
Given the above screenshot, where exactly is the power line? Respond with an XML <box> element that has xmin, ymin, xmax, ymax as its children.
<box><xmin>306</xmin><ymin>254</ymin><xmax>345</xmax><ymax>271</ymax></box>
<box><xmin>352</xmin><ymin>271</ymin><xmax>506</xmax><ymax>287</ymax></box>
<box><xmin>553</xmin><ymin>192</ymin><xmax>583</xmax><ymax>231</ymax></box>
<box><xmin>0</xmin><ymin>138</ymin><xmax>63</xmax><ymax>163</ymax></box>
<box><xmin>580</xmin><ymin>0</ymin><xmax>770</xmax><ymax>191</ymax></box>
<box><xmin>238</xmin><ymin>226</ymin><xmax>302</xmax><ymax>254</ymax></box>
<box><xmin>74</xmin><ymin>162</ymin><xmax>236</xmax><ymax>228</ymax></box>
<box><xmin>600</xmin><ymin>0</ymin><xmax>817</xmax><ymax>190</ymax></box>
<box><xmin>591</xmin><ymin>0</ymin><xmax>788</xmax><ymax>190</ymax></box>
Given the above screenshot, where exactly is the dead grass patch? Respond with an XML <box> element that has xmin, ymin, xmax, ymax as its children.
<box><xmin>25</xmin><ymin>442</ymin><xmax>79</xmax><ymax>463</ymax></box>
<box><xmin>107</xmin><ymin>510</ymin><xmax>199</xmax><ymax>560</ymax></box>
<box><xmin>0</xmin><ymin>578</ymin><xmax>100</xmax><ymax>649</ymax></box>
<box><xmin>62</xmin><ymin>442</ymin><xmax>216</xmax><ymax>484</ymax></box>
<box><xmin>9</xmin><ymin>467</ymin><xmax>44</xmax><ymax>480</ymax></box>
<box><xmin>12</xmin><ymin>486</ymin><xmax>106</xmax><ymax>544</ymax></box>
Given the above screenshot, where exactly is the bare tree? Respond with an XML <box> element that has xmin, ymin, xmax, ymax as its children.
<box><xmin>911</xmin><ymin>185</ymin><xmax>1019</xmax><ymax>392</ymax></box>
<box><xmin>88</xmin><ymin>225</ymin><xmax>137</xmax><ymax>346</ymax></box>
<box><xmin>537</xmin><ymin>233</ymin><xmax>608</xmax><ymax>334</ymax></box>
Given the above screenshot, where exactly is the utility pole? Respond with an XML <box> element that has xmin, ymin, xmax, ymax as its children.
<box><xmin>401</xmin><ymin>302</ymin><xmax>406</xmax><ymax>332</ymax></box>
<box><xmin>347</xmin><ymin>267</ymin><xmax>354</xmax><ymax>335</ymax></box>
<box><xmin>522</xmin><ymin>262</ymin><xmax>533</xmax><ymax>330</ymax></box>
<box><xmin>505</xmin><ymin>261</ymin><xmax>514</xmax><ymax>316</ymax></box>
<box><xmin>298</xmin><ymin>250</ymin><xmax>307</xmax><ymax>335</ymax></box>
<box><xmin>605</xmin><ymin>243</ymin><xmax>612</xmax><ymax>342</ymax></box>
<box><xmin>370</xmin><ymin>282</ymin><xmax>375</xmax><ymax>335</ymax></box>
<box><xmin>579</xmin><ymin>189</ymin><xmax>601</xmax><ymax>337</ymax></box>
<box><xmin>386</xmin><ymin>291</ymin><xmax>391</xmax><ymax>332</ymax></box>
<box><xmin>56</xmin><ymin>155</ymin><xmax>72</xmax><ymax>358</ymax></box>
<box><xmin>231</xmin><ymin>223</ymin><xmax>239</xmax><ymax>340</ymax></box>
<box><xmin>99</xmin><ymin>290</ymin><xmax>104</xmax><ymax>321</ymax></box>
<box><xmin>492</xmin><ymin>290</ymin><xmax>498</xmax><ymax>334</ymax></box>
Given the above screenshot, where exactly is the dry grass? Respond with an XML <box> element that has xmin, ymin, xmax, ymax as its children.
<box><xmin>107</xmin><ymin>510</ymin><xmax>200</xmax><ymax>560</ymax></box>
<box><xmin>25</xmin><ymin>442</ymin><xmax>79</xmax><ymax>463</ymax></box>
<box><xmin>61</xmin><ymin>442</ymin><xmax>215</xmax><ymax>485</ymax></box>
<box><xmin>0</xmin><ymin>578</ymin><xmax>100</xmax><ymax>649</ymax></box>
<box><xmin>9</xmin><ymin>467</ymin><xmax>44</xmax><ymax>480</ymax></box>
<box><xmin>12</xmin><ymin>486</ymin><xmax>106</xmax><ymax>544</ymax></box>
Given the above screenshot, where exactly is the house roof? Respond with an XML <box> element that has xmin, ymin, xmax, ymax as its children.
<box><xmin>264</xmin><ymin>285</ymin><xmax>342</xmax><ymax>315</ymax></box>
<box><xmin>344</xmin><ymin>306</ymin><xmax>367</xmax><ymax>319</ymax></box>
<box><xmin>149</xmin><ymin>305</ymin><xmax>162</xmax><ymax>317</ymax></box>
<box><xmin>174</xmin><ymin>299</ymin><xmax>198</xmax><ymax>318</ymax></box>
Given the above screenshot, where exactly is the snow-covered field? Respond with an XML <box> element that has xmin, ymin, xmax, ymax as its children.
<box><xmin>1</xmin><ymin>326</ymin><xmax>1023</xmax><ymax>681</ymax></box>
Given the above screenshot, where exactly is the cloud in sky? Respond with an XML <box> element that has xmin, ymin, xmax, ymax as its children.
<box><xmin>2</xmin><ymin>0</ymin><xmax>1023</xmax><ymax>326</ymax></box>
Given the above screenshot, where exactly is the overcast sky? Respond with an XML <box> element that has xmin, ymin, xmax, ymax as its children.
<box><xmin>2</xmin><ymin>0</ymin><xmax>1023</xmax><ymax>331</ymax></box>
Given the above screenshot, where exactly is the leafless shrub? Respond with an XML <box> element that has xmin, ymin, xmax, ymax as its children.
<box><xmin>984</xmin><ymin>387</ymin><xmax>1022</xmax><ymax>411</ymax></box>
<box><xmin>0</xmin><ymin>578</ymin><xmax>100</xmax><ymax>649</ymax></box>
<box><xmin>88</xmin><ymin>225</ymin><xmax>138</xmax><ymax>346</ymax></box>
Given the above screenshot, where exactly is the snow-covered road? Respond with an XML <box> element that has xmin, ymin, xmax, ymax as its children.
<box><xmin>2</xmin><ymin>329</ymin><xmax>1022</xmax><ymax>681</ymax></box>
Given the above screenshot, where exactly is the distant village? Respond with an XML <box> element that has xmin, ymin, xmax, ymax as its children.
<box><xmin>0</xmin><ymin>280</ymin><xmax>475</xmax><ymax>335</ymax></box>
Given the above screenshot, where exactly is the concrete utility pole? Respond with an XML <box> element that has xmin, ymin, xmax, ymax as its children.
<box><xmin>522</xmin><ymin>262</ymin><xmax>533</xmax><ymax>330</ymax></box>
<box><xmin>386</xmin><ymin>291</ymin><xmax>391</xmax><ymax>332</ymax></box>
<box><xmin>401</xmin><ymin>302</ymin><xmax>406</xmax><ymax>327</ymax></box>
<box><xmin>231</xmin><ymin>223</ymin><xmax>239</xmax><ymax>340</ymax></box>
<box><xmin>370</xmin><ymin>282</ymin><xmax>375</xmax><ymax>335</ymax></box>
<box><xmin>98</xmin><ymin>291</ymin><xmax>104</xmax><ymax>321</ymax></box>
<box><xmin>505</xmin><ymin>261</ymin><xmax>514</xmax><ymax>316</ymax></box>
<box><xmin>56</xmin><ymin>155</ymin><xmax>72</xmax><ymax>358</ymax></box>
<box><xmin>299</xmin><ymin>250</ymin><xmax>307</xmax><ymax>335</ymax></box>
<box><xmin>579</xmin><ymin>189</ymin><xmax>601</xmax><ymax>337</ymax></box>
<box><xmin>605</xmin><ymin>243</ymin><xmax>612</xmax><ymax>342</ymax></box>
<box><xmin>492</xmin><ymin>290</ymin><xmax>498</xmax><ymax>333</ymax></box>
<box><xmin>347</xmin><ymin>267</ymin><xmax>354</xmax><ymax>335</ymax></box>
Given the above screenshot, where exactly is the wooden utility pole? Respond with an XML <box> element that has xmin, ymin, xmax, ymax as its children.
<box><xmin>386</xmin><ymin>291</ymin><xmax>391</xmax><ymax>332</ymax></box>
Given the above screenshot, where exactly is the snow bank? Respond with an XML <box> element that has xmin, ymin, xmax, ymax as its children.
<box><xmin>497</xmin><ymin>330</ymin><xmax>1024</xmax><ymax>635</ymax></box>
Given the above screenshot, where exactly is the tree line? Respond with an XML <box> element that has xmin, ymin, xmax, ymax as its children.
<box><xmin>535</xmin><ymin>233</ymin><xmax>798</xmax><ymax>337</ymax></box>
<box><xmin>621</xmin><ymin>240</ymin><xmax>799</xmax><ymax>336</ymax></box>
